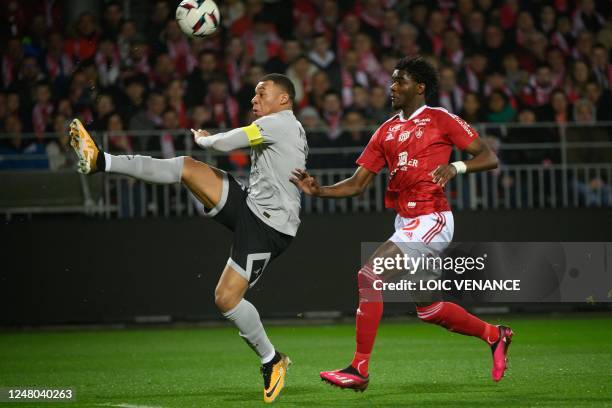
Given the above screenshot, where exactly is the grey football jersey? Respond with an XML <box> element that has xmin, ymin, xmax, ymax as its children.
<box><xmin>244</xmin><ymin>110</ymin><xmax>308</xmax><ymax>236</ymax></box>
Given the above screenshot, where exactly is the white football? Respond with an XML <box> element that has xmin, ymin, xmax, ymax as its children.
<box><xmin>175</xmin><ymin>0</ymin><xmax>221</xmax><ymax>38</ymax></box>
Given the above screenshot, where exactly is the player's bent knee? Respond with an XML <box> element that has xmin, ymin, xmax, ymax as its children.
<box><xmin>214</xmin><ymin>288</ymin><xmax>240</xmax><ymax>313</ymax></box>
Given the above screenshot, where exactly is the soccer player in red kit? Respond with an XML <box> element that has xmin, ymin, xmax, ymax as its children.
<box><xmin>291</xmin><ymin>56</ymin><xmax>514</xmax><ymax>391</ymax></box>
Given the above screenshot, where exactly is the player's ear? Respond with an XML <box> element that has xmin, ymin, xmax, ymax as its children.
<box><xmin>417</xmin><ymin>83</ymin><xmax>426</xmax><ymax>96</ymax></box>
<box><xmin>280</xmin><ymin>93</ymin><xmax>289</xmax><ymax>105</ymax></box>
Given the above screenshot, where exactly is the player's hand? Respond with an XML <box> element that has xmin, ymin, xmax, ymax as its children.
<box><xmin>290</xmin><ymin>169</ymin><xmax>321</xmax><ymax>196</ymax></box>
<box><xmin>191</xmin><ymin>128</ymin><xmax>210</xmax><ymax>141</ymax></box>
<box><xmin>430</xmin><ymin>164</ymin><xmax>457</xmax><ymax>187</ymax></box>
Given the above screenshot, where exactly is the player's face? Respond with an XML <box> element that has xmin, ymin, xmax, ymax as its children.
<box><xmin>389</xmin><ymin>70</ymin><xmax>423</xmax><ymax>110</ymax></box>
<box><xmin>251</xmin><ymin>81</ymin><xmax>287</xmax><ymax>117</ymax></box>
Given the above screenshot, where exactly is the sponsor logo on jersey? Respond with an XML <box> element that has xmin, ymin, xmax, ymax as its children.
<box><xmin>398</xmin><ymin>151</ymin><xmax>408</xmax><ymax>166</ymax></box>
<box><xmin>450</xmin><ymin>113</ymin><xmax>474</xmax><ymax>137</ymax></box>
<box><xmin>399</xmin><ymin>131</ymin><xmax>411</xmax><ymax>142</ymax></box>
<box><xmin>407</xmin><ymin>201</ymin><xmax>417</xmax><ymax>208</ymax></box>
<box><xmin>413</xmin><ymin>118</ymin><xmax>431</xmax><ymax>124</ymax></box>
<box><xmin>389</xmin><ymin>124</ymin><xmax>402</xmax><ymax>132</ymax></box>
<box><xmin>384</xmin><ymin>133</ymin><xmax>394</xmax><ymax>141</ymax></box>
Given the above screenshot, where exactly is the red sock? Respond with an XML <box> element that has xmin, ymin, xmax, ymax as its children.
<box><xmin>351</xmin><ymin>265</ymin><xmax>383</xmax><ymax>377</ymax></box>
<box><xmin>416</xmin><ymin>302</ymin><xmax>499</xmax><ymax>345</ymax></box>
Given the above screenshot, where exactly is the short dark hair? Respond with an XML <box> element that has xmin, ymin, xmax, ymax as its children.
<box><xmin>261</xmin><ymin>73</ymin><xmax>296</xmax><ymax>105</ymax></box>
<box><xmin>395</xmin><ymin>56</ymin><xmax>439</xmax><ymax>98</ymax></box>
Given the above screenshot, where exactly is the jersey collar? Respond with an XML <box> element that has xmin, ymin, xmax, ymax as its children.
<box><xmin>399</xmin><ymin>105</ymin><xmax>428</xmax><ymax>122</ymax></box>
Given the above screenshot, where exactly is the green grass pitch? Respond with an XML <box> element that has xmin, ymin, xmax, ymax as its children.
<box><xmin>1</xmin><ymin>314</ymin><xmax>611</xmax><ymax>407</ymax></box>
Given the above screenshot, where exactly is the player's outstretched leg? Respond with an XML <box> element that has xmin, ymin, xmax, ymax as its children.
<box><xmin>416</xmin><ymin>302</ymin><xmax>514</xmax><ymax>381</ymax></box>
<box><xmin>69</xmin><ymin>118</ymin><xmax>222</xmax><ymax>209</ymax></box>
<box><xmin>70</xmin><ymin>118</ymin><xmax>186</xmax><ymax>182</ymax></box>
<box><xmin>215</xmin><ymin>265</ymin><xmax>290</xmax><ymax>403</ymax></box>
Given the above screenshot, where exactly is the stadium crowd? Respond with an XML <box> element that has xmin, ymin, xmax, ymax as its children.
<box><xmin>0</xmin><ymin>0</ymin><xmax>611</xmax><ymax>171</ymax></box>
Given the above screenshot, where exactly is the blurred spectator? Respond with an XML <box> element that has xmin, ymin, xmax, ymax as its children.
<box><xmin>551</xmin><ymin>14</ymin><xmax>575</xmax><ymax>55</ymax></box>
<box><xmin>308</xmin><ymin>71</ymin><xmax>332</xmax><ymax>112</ymax></box>
<box><xmin>501</xmin><ymin>53</ymin><xmax>527</xmax><ymax>94</ymax></box>
<box><xmin>368</xmin><ymin>85</ymin><xmax>392</xmax><ymax>125</ymax></box>
<box><xmin>321</xmin><ymin>91</ymin><xmax>343</xmax><ymax>141</ymax></box>
<box><xmin>31</xmin><ymin>82</ymin><xmax>53</xmax><ymax>136</ymax></box>
<box><xmin>298</xmin><ymin>106</ymin><xmax>325</xmax><ymax>148</ymax></box>
<box><xmin>483</xmin><ymin>25</ymin><xmax>509</xmax><ymax>72</ymax></box>
<box><xmin>346</xmin><ymin>84</ymin><xmax>369</xmax><ymax>115</ymax></box>
<box><xmin>573</xmin><ymin>0</ymin><xmax>605</xmax><ymax>34</ymax></box>
<box><xmin>46</xmin><ymin>114</ymin><xmax>75</xmax><ymax>170</ymax></box>
<box><xmin>460</xmin><ymin>91</ymin><xmax>486</xmax><ymax>124</ymax></box>
<box><xmin>546</xmin><ymin>47</ymin><xmax>567</xmax><ymax>87</ymax></box>
<box><xmin>129</xmin><ymin>92</ymin><xmax>166</xmax><ymax>150</ymax></box>
<box><xmin>463</xmin><ymin>11</ymin><xmax>486</xmax><ymax>53</ymax></box>
<box><xmin>162</xmin><ymin>20</ymin><xmax>196</xmax><ymax>77</ymax></box>
<box><xmin>486</xmin><ymin>90</ymin><xmax>516</xmax><ymax>123</ymax></box>
<box><xmin>165</xmin><ymin>79</ymin><xmax>188</xmax><ymax>128</ymax></box>
<box><xmin>225</xmin><ymin>37</ymin><xmax>252</xmax><ymax>95</ymax></box>
<box><xmin>64</xmin><ymin>12</ymin><xmax>99</xmax><ymax>62</ymax></box>
<box><xmin>106</xmin><ymin>112</ymin><xmax>132</xmax><ymax>154</ymax></box>
<box><xmin>458</xmin><ymin>52</ymin><xmax>488</xmax><ymax>93</ymax></box>
<box><xmin>286</xmin><ymin>55</ymin><xmax>318</xmax><ymax>109</ymax></box>
<box><xmin>539</xmin><ymin>88</ymin><xmax>572</xmax><ymax>123</ymax></box>
<box><xmin>221</xmin><ymin>0</ymin><xmax>246</xmax><ymax>29</ymax></box>
<box><xmin>538</xmin><ymin>5</ymin><xmax>557</xmax><ymax>37</ymax></box>
<box><xmin>91</xmin><ymin>93</ymin><xmax>115</xmax><ymax>131</ymax></box>
<box><xmin>380</xmin><ymin>10</ymin><xmax>401</xmax><ymax>51</ymax></box>
<box><xmin>265</xmin><ymin>38</ymin><xmax>302</xmax><ymax>73</ymax></box>
<box><xmin>150</xmin><ymin>53</ymin><xmax>177</xmax><ymax>91</ymax></box>
<box><xmin>521</xmin><ymin>65</ymin><xmax>555</xmax><ymax>107</ymax></box>
<box><xmin>434</xmin><ymin>65</ymin><xmax>464</xmax><ymax>114</ymax></box>
<box><xmin>186</xmin><ymin>51</ymin><xmax>221</xmax><ymax>107</ymax></box>
<box><xmin>204</xmin><ymin>76</ymin><xmax>240</xmax><ymax>129</ymax></box>
<box><xmin>45</xmin><ymin>32</ymin><xmax>74</xmax><ymax>88</ymax></box>
<box><xmin>0</xmin><ymin>115</ymin><xmax>48</xmax><ymax>169</ymax></box>
<box><xmin>102</xmin><ymin>1</ymin><xmax>124</xmax><ymax>40</ymax></box>
<box><xmin>95</xmin><ymin>37</ymin><xmax>120</xmax><ymax>88</ymax></box>
<box><xmin>440</xmin><ymin>29</ymin><xmax>465</xmax><ymax>69</ymax></box>
<box><xmin>339</xmin><ymin>50</ymin><xmax>369</xmax><ymax>108</ymax></box>
<box><xmin>191</xmin><ymin>105</ymin><xmax>216</xmax><ymax>130</ymax></box>
<box><xmin>147</xmin><ymin>0</ymin><xmax>172</xmax><ymax>40</ymax></box>
<box><xmin>591</xmin><ymin>43</ymin><xmax>612</xmax><ymax>89</ymax></box>
<box><xmin>336</xmin><ymin>13</ymin><xmax>361</xmax><ymax>59</ymax></box>
<box><xmin>567</xmin><ymin>98</ymin><xmax>611</xmax><ymax>206</ymax></box>
<box><xmin>236</xmin><ymin>65</ymin><xmax>265</xmax><ymax>113</ymax></box>
<box><xmin>584</xmin><ymin>80</ymin><xmax>612</xmax><ymax>121</ymax></box>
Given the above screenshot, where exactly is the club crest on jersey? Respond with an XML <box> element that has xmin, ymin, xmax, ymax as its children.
<box><xmin>415</xmin><ymin>127</ymin><xmax>424</xmax><ymax>139</ymax></box>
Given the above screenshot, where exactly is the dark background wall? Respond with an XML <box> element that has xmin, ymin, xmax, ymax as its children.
<box><xmin>1</xmin><ymin>209</ymin><xmax>610</xmax><ymax>325</ymax></box>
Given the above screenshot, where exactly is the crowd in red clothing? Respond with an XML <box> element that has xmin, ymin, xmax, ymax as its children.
<box><xmin>0</xmin><ymin>0</ymin><xmax>611</xmax><ymax>170</ymax></box>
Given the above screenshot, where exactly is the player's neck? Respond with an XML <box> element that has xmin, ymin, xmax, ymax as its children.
<box><xmin>400</xmin><ymin>102</ymin><xmax>426</xmax><ymax>120</ymax></box>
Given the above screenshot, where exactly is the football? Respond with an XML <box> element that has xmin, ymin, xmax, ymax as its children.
<box><xmin>175</xmin><ymin>0</ymin><xmax>221</xmax><ymax>38</ymax></box>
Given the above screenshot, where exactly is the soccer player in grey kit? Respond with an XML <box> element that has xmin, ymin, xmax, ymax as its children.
<box><xmin>70</xmin><ymin>74</ymin><xmax>307</xmax><ymax>403</ymax></box>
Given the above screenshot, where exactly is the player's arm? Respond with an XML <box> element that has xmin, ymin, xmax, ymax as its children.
<box><xmin>430</xmin><ymin>137</ymin><xmax>499</xmax><ymax>187</ymax></box>
<box><xmin>191</xmin><ymin>122</ymin><xmax>264</xmax><ymax>152</ymax></box>
<box><xmin>290</xmin><ymin>166</ymin><xmax>376</xmax><ymax>198</ymax></box>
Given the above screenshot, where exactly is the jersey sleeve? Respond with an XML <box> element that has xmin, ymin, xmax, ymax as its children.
<box><xmin>439</xmin><ymin>111</ymin><xmax>479</xmax><ymax>150</ymax></box>
<box><xmin>356</xmin><ymin>125</ymin><xmax>386</xmax><ymax>174</ymax></box>
<box><xmin>246</xmin><ymin>114</ymin><xmax>284</xmax><ymax>146</ymax></box>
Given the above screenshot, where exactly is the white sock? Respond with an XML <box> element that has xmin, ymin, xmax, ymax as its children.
<box><xmin>104</xmin><ymin>153</ymin><xmax>184</xmax><ymax>184</ymax></box>
<box><xmin>223</xmin><ymin>299</ymin><xmax>276</xmax><ymax>364</ymax></box>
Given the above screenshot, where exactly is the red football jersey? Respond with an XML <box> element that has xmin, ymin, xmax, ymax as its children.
<box><xmin>356</xmin><ymin>105</ymin><xmax>478</xmax><ymax>218</ymax></box>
